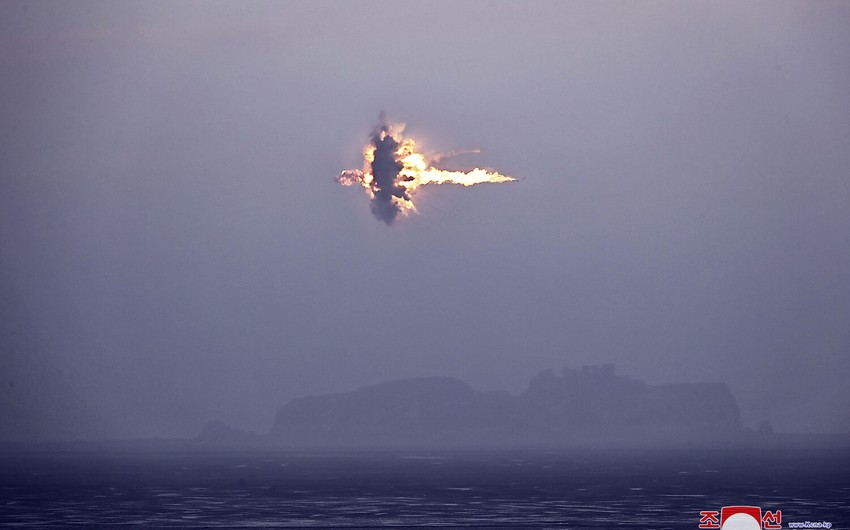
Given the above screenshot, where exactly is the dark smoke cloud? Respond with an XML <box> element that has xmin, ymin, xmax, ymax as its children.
<box><xmin>368</xmin><ymin>120</ymin><xmax>409</xmax><ymax>225</ymax></box>
<box><xmin>337</xmin><ymin>114</ymin><xmax>515</xmax><ymax>224</ymax></box>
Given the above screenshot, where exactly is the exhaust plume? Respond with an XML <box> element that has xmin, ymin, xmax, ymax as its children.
<box><xmin>336</xmin><ymin>115</ymin><xmax>516</xmax><ymax>224</ymax></box>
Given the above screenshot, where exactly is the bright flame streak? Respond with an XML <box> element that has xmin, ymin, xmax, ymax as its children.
<box><xmin>337</xmin><ymin>121</ymin><xmax>516</xmax><ymax>220</ymax></box>
<box><xmin>415</xmin><ymin>167</ymin><xmax>516</xmax><ymax>187</ymax></box>
<box><xmin>396</xmin><ymin>140</ymin><xmax>515</xmax><ymax>191</ymax></box>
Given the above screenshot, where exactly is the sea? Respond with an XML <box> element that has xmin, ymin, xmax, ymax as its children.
<box><xmin>1</xmin><ymin>446</ymin><xmax>848</xmax><ymax>528</ymax></box>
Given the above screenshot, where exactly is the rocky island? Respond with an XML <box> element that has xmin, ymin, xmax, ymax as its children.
<box><xmin>265</xmin><ymin>365</ymin><xmax>743</xmax><ymax>449</ymax></box>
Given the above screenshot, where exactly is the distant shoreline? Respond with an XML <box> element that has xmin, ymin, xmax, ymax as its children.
<box><xmin>2</xmin><ymin>431</ymin><xmax>849</xmax><ymax>455</ymax></box>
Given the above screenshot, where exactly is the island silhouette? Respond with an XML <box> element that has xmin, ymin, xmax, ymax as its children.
<box><xmin>201</xmin><ymin>365</ymin><xmax>747</xmax><ymax>449</ymax></box>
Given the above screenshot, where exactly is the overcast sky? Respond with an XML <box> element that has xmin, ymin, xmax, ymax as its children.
<box><xmin>1</xmin><ymin>1</ymin><xmax>849</xmax><ymax>439</ymax></box>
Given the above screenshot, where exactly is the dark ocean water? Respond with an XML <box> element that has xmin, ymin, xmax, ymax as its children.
<box><xmin>1</xmin><ymin>447</ymin><xmax>848</xmax><ymax>528</ymax></box>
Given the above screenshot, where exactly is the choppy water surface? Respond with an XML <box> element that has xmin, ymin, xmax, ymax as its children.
<box><xmin>1</xmin><ymin>448</ymin><xmax>848</xmax><ymax>528</ymax></box>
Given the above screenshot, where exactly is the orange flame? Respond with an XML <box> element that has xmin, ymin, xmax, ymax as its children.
<box><xmin>337</xmin><ymin>120</ymin><xmax>516</xmax><ymax>221</ymax></box>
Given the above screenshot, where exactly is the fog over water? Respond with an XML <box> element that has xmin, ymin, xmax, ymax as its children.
<box><xmin>1</xmin><ymin>1</ymin><xmax>849</xmax><ymax>440</ymax></box>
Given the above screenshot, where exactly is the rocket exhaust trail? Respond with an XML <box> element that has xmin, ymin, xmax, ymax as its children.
<box><xmin>336</xmin><ymin>115</ymin><xmax>516</xmax><ymax>224</ymax></box>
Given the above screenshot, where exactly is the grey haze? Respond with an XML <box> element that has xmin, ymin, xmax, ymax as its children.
<box><xmin>1</xmin><ymin>1</ymin><xmax>849</xmax><ymax>439</ymax></box>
